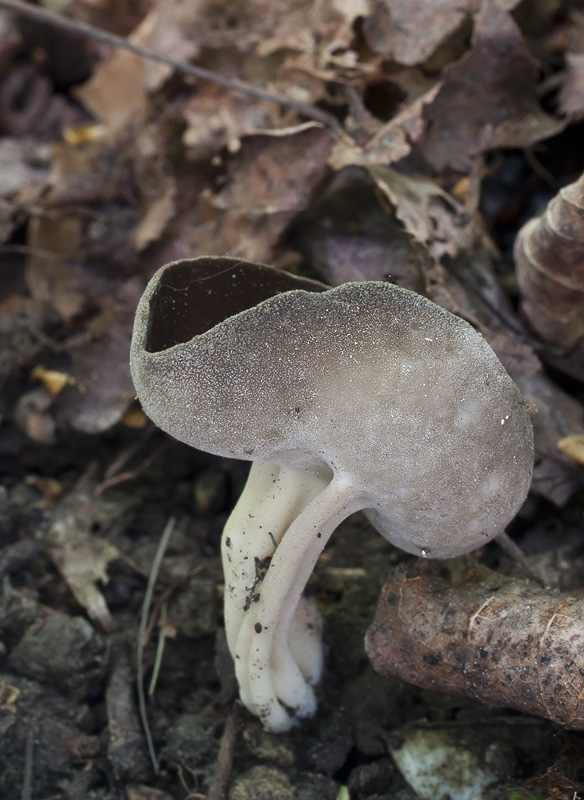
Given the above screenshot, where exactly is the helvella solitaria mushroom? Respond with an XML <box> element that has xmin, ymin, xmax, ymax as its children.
<box><xmin>130</xmin><ymin>256</ymin><xmax>534</xmax><ymax>733</ymax></box>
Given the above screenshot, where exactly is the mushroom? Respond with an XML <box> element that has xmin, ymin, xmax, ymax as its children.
<box><xmin>130</xmin><ymin>256</ymin><xmax>534</xmax><ymax>732</ymax></box>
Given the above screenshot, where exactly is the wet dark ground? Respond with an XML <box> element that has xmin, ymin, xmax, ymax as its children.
<box><xmin>2</xmin><ymin>425</ymin><xmax>584</xmax><ymax>799</ymax></box>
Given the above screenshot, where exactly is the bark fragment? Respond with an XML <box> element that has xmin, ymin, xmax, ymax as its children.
<box><xmin>365</xmin><ymin>562</ymin><xmax>584</xmax><ymax>729</ymax></box>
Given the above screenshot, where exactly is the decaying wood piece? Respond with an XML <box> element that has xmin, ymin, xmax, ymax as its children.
<box><xmin>365</xmin><ymin>562</ymin><xmax>584</xmax><ymax>729</ymax></box>
<box><xmin>514</xmin><ymin>171</ymin><xmax>584</xmax><ymax>351</ymax></box>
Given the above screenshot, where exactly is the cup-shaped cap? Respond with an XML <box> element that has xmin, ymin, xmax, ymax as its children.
<box><xmin>130</xmin><ymin>257</ymin><xmax>533</xmax><ymax>558</ymax></box>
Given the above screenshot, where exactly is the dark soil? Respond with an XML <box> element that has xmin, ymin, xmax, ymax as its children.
<box><xmin>2</xmin><ymin>428</ymin><xmax>584</xmax><ymax>799</ymax></box>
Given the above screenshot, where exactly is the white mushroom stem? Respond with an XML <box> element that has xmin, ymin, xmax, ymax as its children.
<box><xmin>221</xmin><ymin>462</ymin><xmax>328</xmax><ymax>662</ymax></box>
<box><xmin>231</xmin><ymin>472</ymin><xmax>363</xmax><ymax>732</ymax></box>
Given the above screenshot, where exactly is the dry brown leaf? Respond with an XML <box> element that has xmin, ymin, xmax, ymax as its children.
<box><xmin>290</xmin><ymin>167</ymin><xmax>429</xmax><ymax>292</ymax></box>
<box><xmin>366</xmin><ymin>562</ymin><xmax>584</xmax><ymax>729</ymax></box>
<box><xmin>370</xmin><ymin>166</ymin><xmax>471</xmax><ymax>259</ymax></box>
<box><xmin>145</xmin><ymin>123</ymin><xmax>333</xmax><ymax>266</ymax></box>
<box><xmin>181</xmin><ymin>84</ymin><xmax>275</xmax><ymax>161</ymax></box>
<box><xmin>57</xmin><ymin>278</ymin><xmax>143</xmax><ymax>434</ymax></box>
<box><xmin>72</xmin><ymin>0</ymin><xmax>152</xmax><ymax>37</ymax></box>
<box><xmin>363</xmin><ymin>0</ymin><xmax>474</xmax><ymax>67</ymax></box>
<box><xmin>329</xmin><ymin>83</ymin><xmax>442</xmax><ymax>170</ymax></box>
<box><xmin>201</xmin><ymin>123</ymin><xmax>333</xmax><ymax>262</ymax></box>
<box><xmin>0</xmin><ymin>138</ymin><xmax>50</xmax><ymax>197</ymax></box>
<box><xmin>46</xmin><ymin>466</ymin><xmax>125</xmax><ymax>631</ymax></box>
<box><xmin>132</xmin><ymin>178</ymin><xmax>177</xmax><ymax>253</ymax></box>
<box><xmin>0</xmin><ymin>138</ymin><xmax>51</xmax><ymax>243</ymax></box>
<box><xmin>142</xmin><ymin>0</ymin><xmax>202</xmax><ymax>91</ymax></box>
<box><xmin>49</xmin><ymin>538</ymin><xmax>119</xmax><ymax>632</ymax></box>
<box><xmin>256</xmin><ymin>0</ymin><xmax>368</xmax><ymax>59</ymax></box>
<box><xmin>74</xmin><ymin>10</ymin><xmax>157</xmax><ymax>133</ymax></box>
<box><xmin>421</xmin><ymin>3</ymin><xmax>564</xmax><ymax>172</ymax></box>
<box><xmin>25</xmin><ymin>214</ymin><xmax>86</xmax><ymax>321</ymax></box>
<box><xmin>503</xmin><ymin>358</ymin><xmax>584</xmax><ymax>506</ymax></box>
<box><xmin>557</xmin><ymin>9</ymin><xmax>584</xmax><ymax>116</ymax></box>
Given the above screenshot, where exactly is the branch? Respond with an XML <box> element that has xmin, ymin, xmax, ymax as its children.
<box><xmin>0</xmin><ymin>0</ymin><xmax>344</xmax><ymax>135</ymax></box>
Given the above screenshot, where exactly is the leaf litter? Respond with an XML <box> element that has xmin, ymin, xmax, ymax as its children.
<box><xmin>1</xmin><ymin>0</ymin><xmax>584</xmax><ymax>797</ymax></box>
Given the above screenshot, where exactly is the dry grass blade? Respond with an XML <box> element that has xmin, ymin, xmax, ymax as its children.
<box><xmin>20</xmin><ymin>729</ymin><xmax>34</xmax><ymax>800</ymax></box>
<box><xmin>137</xmin><ymin>516</ymin><xmax>176</xmax><ymax>775</ymax></box>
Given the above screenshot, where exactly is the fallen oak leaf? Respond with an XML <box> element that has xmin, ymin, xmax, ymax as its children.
<box><xmin>366</xmin><ymin>562</ymin><xmax>584</xmax><ymax>729</ymax></box>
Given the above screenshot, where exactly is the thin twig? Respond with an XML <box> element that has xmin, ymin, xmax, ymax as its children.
<box><xmin>0</xmin><ymin>0</ymin><xmax>343</xmax><ymax>134</ymax></box>
<box><xmin>0</xmin><ymin>244</ymin><xmax>64</xmax><ymax>261</ymax></box>
<box><xmin>206</xmin><ymin>701</ymin><xmax>239</xmax><ymax>800</ymax></box>
<box><xmin>93</xmin><ymin>441</ymin><xmax>168</xmax><ymax>498</ymax></box>
<box><xmin>137</xmin><ymin>516</ymin><xmax>176</xmax><ymax>775</ymax></box>
<box><xmin>402</xmin><ymin>713</ymin><xmax>547</xmax><ymax>731</ymax></box>
<box><xmin>148</xmin><ymin>601</ymin><xmax>168</xmax><ymax>697</ymax></box>
<box><xmin>495</xmin><ymin>529</ymin><xmax>545</xmax><ymax>588</ymax></box>
<box><xmin>524</xmin><ymin>147</ymin><xmax>560</xmax><ymax>191</ymax></box>
<box><xmin>103</xmin><ymin>427</ymin><xmax>155</xmax><ymax>480</ymax></box>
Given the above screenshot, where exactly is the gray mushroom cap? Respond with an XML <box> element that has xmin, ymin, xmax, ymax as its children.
<box><xmin>130</xmin><ymin>256</ymin><xmax>533</xmax><ymax>560</ymax></box>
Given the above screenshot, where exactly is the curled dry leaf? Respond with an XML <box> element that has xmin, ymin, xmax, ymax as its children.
<box><xmin>370</xmin><ymin>165</ymin><xmax>473</xmax><ymax>260</ymax></box>
<box><xmin>366</xmin><ymin>562</ymin><xmax>584</xmax><ymax>729</ymax></box>
<box><xmin>514</xmin><ymin>170</ymin><xmax>584</xmax><ymax>353</ymax></box>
